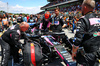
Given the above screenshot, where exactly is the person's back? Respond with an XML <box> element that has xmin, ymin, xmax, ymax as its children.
<box><xmin>71</xmin><ymin>0</ymin><xmax>100</xmax><ymax>66</ymax></box>
<box><xmin>28</xmin><ymin>17</ymin><xmax>34</xmax><ymax>23</ymax></box>
<box><xmin>13</xmin><ymin>17</ymin><xmax>17</xmax><ymax>25</ymax></box>
<box><xmin>23</xmin><ymin>15</ymin><xmax>27</xmax><ymax>22</ymax></box>
<box><xmin>17</xmin><ymin>14</ymin><xmax>23</xmax><ymax>23</ymax></box>
<box><xmin>79</xmin><ymin>12</ymin><xmax>100</xmax><ymax>52</ymax></box>
<box><xmin>1</xmin><ymin>24</ymin><xmax>21</xmax><ymax>66</ymax></box>
<box><xmin>2</xmin><ymin>17</ymin><xmax>9</xmax><ymax>30</ymax></box>
<box><xmin>33</xmin><ymin>16</ymin><xmax>37</xmax><ymax>22</ymax></box>
<box><xmin>74</xmin><ymin>12</ymin><xmax>100</xmax><ymax>66</ymax></box>
<box><xmin>2</xmin><ymin>18</ymin><xmax>8</xmax><ymax>25</ymax></box>
<box><xmin>17</xmin><ymin>16</ymin><xmax>23</xmax><ymax>23</ymax></box>
<box><xmin>1</xmin><ymin>22</ymin><xmax>29</xmax><ymax>66</ymax></box>
<box><xmin>1</xmin><ymin>24</ymin><xmax>20</xmax><ymax>44</ymax></box>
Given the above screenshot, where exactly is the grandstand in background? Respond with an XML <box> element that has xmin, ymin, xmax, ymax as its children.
<box><xmin>41</xmin><ymin>0</ymin><xmax>81</xmax><ymax>12</ymax></box>
<box><xmin>40</xmin><ymin>0</ymin><xmax>100</xmax><ymax>13</ymax></box>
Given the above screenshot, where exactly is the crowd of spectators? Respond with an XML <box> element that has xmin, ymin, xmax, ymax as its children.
<box><xmin>46</xmin><ymin>2</ymin><xmax>100</xmax><ymax>14</ymax></box>
<box><xmin>42</xmin><ymin>0</ymin><xmax>100</xmax><ymax>13</ymax></box>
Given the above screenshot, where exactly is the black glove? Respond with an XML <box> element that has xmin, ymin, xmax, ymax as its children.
<box><xmin>16</xmin><ymin>44</ymin><xmax>23</xmax><ymax>49</ymax></box>
<box><xmin>85</xmin><ymin>53</ymin><xmax>96</xmax><ymax>65</ymax></box>
<box><xmin>96</xmin><ymin>51</ymin><xmax>100</xmax><ymax>59</ymax></box>
<box><xmin>77</xmin><ymin>48</ymin><xmax>96</xmax><ymax>62</ymax></box>
<box><xmin>76</xmin><ymin>51</ymin><xmax>96</xmax><ymax>65</ymax></box>
<box><xmin>69</xmin><ymin>37</ymin><xmax>74</xmax><ymax>44</ymax></box>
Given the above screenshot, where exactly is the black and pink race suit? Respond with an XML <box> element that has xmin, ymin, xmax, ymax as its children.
<box><xmin>73</xmin><ymin>12</ymin><xmax>100</xmax><ymax>66</ymax></box>
<box><xmin>1</xmin><ymin>24</ymin><xmax>22</xmax><ymax>66</ymax></box>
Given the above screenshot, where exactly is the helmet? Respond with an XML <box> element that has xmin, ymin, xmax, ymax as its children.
<box><xmin>20</xmin><ymin>22</ymin><xmax>29</xmax><ymax>32</ymax></box>
<box><xmin>44</xmin><ymin>11</ymin><xmax>51</xmax><ymax>19</ymax></box>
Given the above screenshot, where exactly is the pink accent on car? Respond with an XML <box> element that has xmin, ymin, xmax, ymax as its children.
<box><xmin>51</xmin><ymin>36</ymin><xmax>55</xmax><ymax>40</ymax></box>
<box><xmin>67</xmin><ymin>64</ymin><xmax>69</xmax><ymax>66</ymax></box>
<box><xmin>44</xmin><ymin>37</ymin><xmax>54</xmax><ymax>46</ymax></box>
<box><xmin>31</xmin><ymin>28</ymin><xmax>36</xmax><ymax>32</ymax></box>
<box><xmin>54</xmin><ymin>48</ymin><xmax>64</xmax><ymax>60</ymax></box>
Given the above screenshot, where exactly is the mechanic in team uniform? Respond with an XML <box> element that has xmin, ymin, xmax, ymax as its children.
<box><xmin>70</xmin><ymin>0</ymin><xmax>100</xmax><ymax>66</ymax></box>
<box><xmin>0</xmin><ymin>22</ymin><xmax>29</xmax><ymax>66</ymax></box>
<box><xmin>50</xmin><ymin>8</ymin><xmax>66</xmax><ymax>32</ymax></box>
<box><xmin>40</xmin><ymin>11</ymin><xmax>52</xmax><ymax>32</ymax></box>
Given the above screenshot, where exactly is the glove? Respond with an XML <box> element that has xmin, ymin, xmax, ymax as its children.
<box><xmin>96</xmin><ymin>51</ymin><xmax>100</xmax><ymax>59</ymax></box>
<box><xmin>69</xmin><ymin>37</ymin><xmax>75</xmax><ymax>44</ymax></box>
<box><xmin>76</xmin><ymin>51</ymin><xmax>96</xmax><ymax>65</ymax></box>
<box><xmin>16</xmin><ymin>44</ymin><xmax>23</xmax><ymax>49</ymax></box>
<box><xmin>84</xmin><ymin>53</ymin><xmax>96</xmax><ymax>65</ymax></box>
